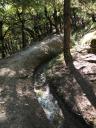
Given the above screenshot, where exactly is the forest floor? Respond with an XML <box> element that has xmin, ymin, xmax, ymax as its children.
<box><xmin>0</xmin><ymin>31</ymin><xmax>96</xmax><ymax>128</ymax></box>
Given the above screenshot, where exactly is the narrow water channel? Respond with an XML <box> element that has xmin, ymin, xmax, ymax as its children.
<box><xmin>34</xmin><ymin>72</ymin><xmax>64</xmax><ymax>128</ymax></box>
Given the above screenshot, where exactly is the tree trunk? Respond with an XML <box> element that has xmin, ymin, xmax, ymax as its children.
<box><xmin>63</xmin><ymin>0</ymin><xmax>73</xmax><ymax>64</ymax></box>
<box><xmin>53</xmin><ymin>7</ymin><xmax>59</xmax><ymax>34</ymax></box>
<box><xmin>44</xmin><ymin>7</ymin><xmax>53</xmax><ymax>34</ymax></box>
<box><xmin>21</xmin><ymin>20</ymin><xmax>26</xmax><ymax>48</ymax></box>
<box><xmin>16</xmin><ymin>8</ymin><xmax>26</xmax><ymax>48</ymax></box>
<box><xmin>0</xmin><ymin>20</ymin><xmax>6</xmax><ymax>58</ymax></box>
<box><xmin>21</xmin><ymin>6</ymin><xmax>26</xmax><ymax>48</ymax></box>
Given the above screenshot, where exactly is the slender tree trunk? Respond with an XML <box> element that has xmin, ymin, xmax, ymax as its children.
<box><xmin>44</xmin><ymin>7</ymin><xmax>53</xmax><ymax>34</ymax></box>
<box><xmin>53</xmin><ymin>7</ymin><xmax>59</xmax><ymax>34</ymax></box>
<box><xmin>63</xmin><ymin>0</ymin><xmax>73</xmax><ymax>65</ymax></box>
<box><xmin>21</xmin><ymin>6</ymin><xmax>26</xmax><ymax>48</ymax></box>
<box><xmin>0</xmin><ymin>20</ymin><xmax>6</xmax><ymax>58</ymax></box>
<box><xmin>21</xmin><ymin>20</ymin><xmax>26</xmax><ymax>48</ymax></box>
<box><xmin>17</xmin><ymin>8</ymin><xmax>26</xmax><ymax>48</ymax></box>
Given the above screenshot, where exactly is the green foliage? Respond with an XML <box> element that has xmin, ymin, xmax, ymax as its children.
<box><xmin>0</xmin><ymin>0</ymin><xmax>96</xmax><ymax>58</ymax></box>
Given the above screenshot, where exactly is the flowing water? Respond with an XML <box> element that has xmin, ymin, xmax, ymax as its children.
<box><xmin>34</xmin><ymin>72</ymin><xmax>64</xmax><ymax>128</ymax></box>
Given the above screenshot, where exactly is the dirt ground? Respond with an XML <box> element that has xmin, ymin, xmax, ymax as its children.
<box><xmin>45</xmin><ymin>47</ymin><xmax>96</xmax><ymax>127</ymax></box>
